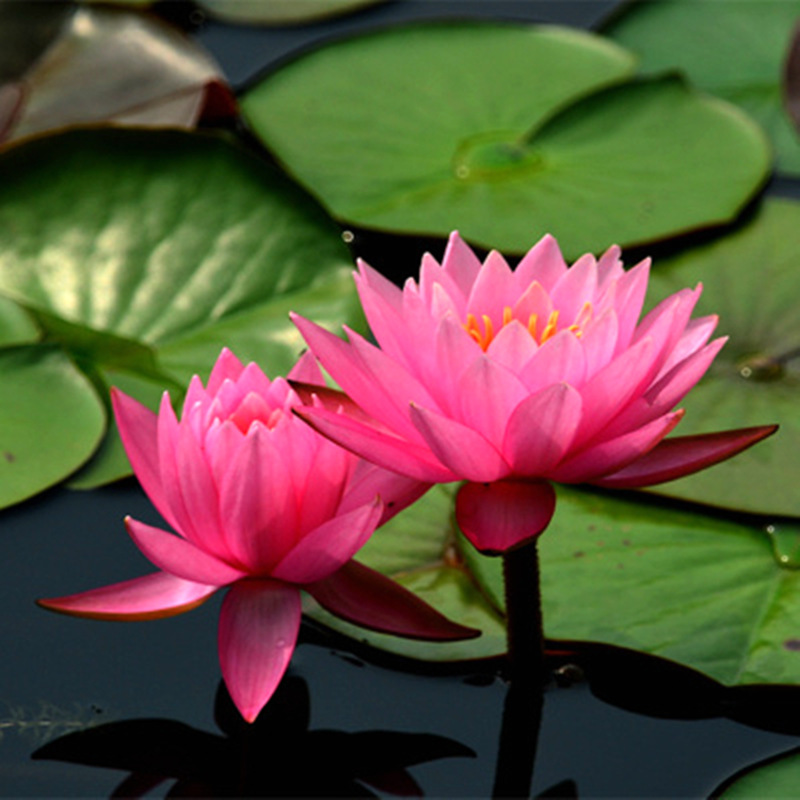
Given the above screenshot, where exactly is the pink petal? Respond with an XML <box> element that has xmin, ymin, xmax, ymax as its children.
<box><xmin>441</xmin><ymin>231</ymin><xmax>483</xmax><ymax>297</ymax></box>
<box><xmin>237</xmin><ymin>362</ymin><xmax>276</xmax><ymax>400</ymax></box>
<box><xmin>356</xmin><ymin>258</ymin><xmax>406</xmax><ymax>316</ymax></box>
<box><xmin>272</xmin><ymin>498</ymin><xmax>384</xmax><ymax>584</ymax></box>
<box><xmin>485</xmin><ymin>320</ymin><xmax>539</xmax><ymax>373</ymax></box>
<box><xmin>549</xmin><ymin>253</ymin><xmax>598</xmax><ymax>325</ymax></box>
<box><xmin>594</xmin><ymin>425</ymin><xmax>778</xmax><ymax>488</ymax></box>
<box><xmin>432</xmin><ymin>318</ymin><xmax>482</xmax><ymax>415</ymax></box>
<box><xmin>111</xmin><ymin>389</ymin><xmax>176</xmax><ymax>530</ymax></box>
<box><xmin>457</xmin><ymin>356</ymin><xmax>530</xmax><ymax>446</ymax></box>
<box><xmin>156</xmin><ymin>392</ymin><xmax>199</xmax><ymax>543</ymax></box>
<box><xmin>306</xmin><ymin>560</ymin><xmax>480</xmax><ymax>640</ymax></box>
<box><xmin>513</xmin><ymin>234</ymin><xmax>567</xmax><ymax>293</ymax></box>
<box><xmin>220</xmin><ymin>424</ymin><xmax>297</xmax><ymax>572</ymax></box>
<box><xmin>287</xmin><ymin>350</ymin><xmax>325</xmax><ymax>385</ymax></box>
<box><xmin>37</xmin><ymin>571</ymin><xmax>218</xmax><ymax>621</ymax></box>
<box><xmin>504</xmin><ymin>383</ymin><xmax>583</xmax><ymax>474</ymax></box>
<box><xmin>181</xmin><ymin>374</ymin><xmax>208</xmax><ymax>418</ymax></box>
<box><xmin>292</xmin><ymin>435</ymin><xmax>353</xmax><ymax>535</ymax></box>
<box><xmin>574</xmin><ymin>337</ymin><xmax>654</xmax><ymax>447</ymax></box>
<box><xmin>512</xmin><ymin>280</ymin><xmax>553</xmax><ymax>330</ymax></box>
<box><xmin>218</xmin><ymin>580</ymin><xmax>301</xmax><ymax>723</ymax></box>
<box><xmin>355</xmin><ymin>263</ymin><xmax>429</xmax><ymax>369</ymax></box>
<box><xmin>418</xmin><ymin>251</ymin><xmax>466</xmax><ymax>310</ymax></box>
<box><xmin>455</xmin><ymin>480</ymin><xmax>556</xmax><ymax>555</ymax></box>
<box><xmin>125</xmin><ymin>517</ymin><xmax>246</xmax><ymax>586</ymax></box>
<box><xmin>409</xmin><ymin>403</ymin><xmax>509</xmax><ymax>482</ymax></box>
<box><xmin>633</xmin><ymin>287</ymin><xmax>701</xmax><ymax>374</ymax></box>
<box><xmin>295</xmin><ymin>405</ymin><xmax>456</xmax><ymax>482</ymax></box>
<box><xmin>206</xmin><ymin>347</ymin><xmax>245</xmax><ymax>394</ymax></box>
<box><xmin>174</xmin><ymin>420</ymin><xmax>227</xmax><ymax>558</ymax></box>
<box><xmin>518</xmin><ymin>329</ymin><xmax>587</xmax><ymax>394</ymax></box>
<box><xmin>549</xmin><ymin>410</ymin><xmax>684</xmax><ymax>483</ymax></box>
<box><xmin>605</xmin><ymin>258</ymin><xmax>650</xmax><ymax>352</ymax></box>
<box><xmin>602</xmin><ymin>337</ymin><xmax>726</xmax><ymax>439</ymax></box>
<box><xmin>466</xmin><ymin>250</ymin><xmax>515</xmax><ymax>323</ymax></box>
<box><xmin>656</xmin><ymin>315</ymin><xmax>719</xmax><ymax>379</ymax></box>
<box><xmin>288</xmin><ymin>382</ymin><xmax>371</xmax><ymax>423</ymax></box>
<box><xmin>347</xmin><ymin>327</ymin><xmax>441</xmax><ymax>440</ymax></box>
<box><xmin>596</xmin><ymin>244</ymin><xmax>625</xmax><ymax>288</ymax></box>
<box><xmin>578</xmin><ymin>308</ymin><xmax>619</xmax><ymax>380</ymax></box>
<box><xmin>338</xmin><ymin>460</ymin><xmax>431</xmax><ymax>524</ymax></box>
<box><xmin>292</xmin><ymin>314</ymin><xmax>428</xmax><ymax>444</ymax></box>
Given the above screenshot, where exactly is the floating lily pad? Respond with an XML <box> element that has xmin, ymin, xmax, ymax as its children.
<box><xmin>716</xmin><ymin>747</ymin><xmax>800</xmax><ymax>797</ymax></box>
<box><xmin>0</xmin><ymin>346</ymin><xmax>105</xmax><ymax>508</ymax></box>
<box><xmin>312</xmin><ymin>479</ymin><xmax>800</xmax><ymax>685</ymax></box>
<box><xmin>642</xmin><ymin>198</ymin><xmax>800</xmax><ymax>517</ymax></box>
<box><xmin>0</xmin><ymin>128</ymin><xmax>358</xmax><ymax>495</ymax></box>
<box><xmin>242</xmin><ymin>21</ymin><xmax>769</xmax><ymax>257</ymax></box>
<box><xmin>465</xmin><ymin>486</ymin><xmax>800</xmax><ymax>685</ymax></box>
<box><xmin>603</xmin><ymin>0</ymin><xmax>800</xmax><ymax>174</ymax></box>
<box><xmin>200</xmin><ymin>0</ymin><xmax>382</xmax><ymax>25</ymax></box>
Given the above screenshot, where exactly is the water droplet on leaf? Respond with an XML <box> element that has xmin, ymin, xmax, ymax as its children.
<box><xmin>765</xmin><ymin>522</ymin><xmax>800</xmax><ymax>568</ymax></box>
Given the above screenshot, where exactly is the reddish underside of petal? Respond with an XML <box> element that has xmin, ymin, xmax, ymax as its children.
<box><xmin>455</xmin><ymin>480</ymin><xmax>556</xmax><ymax>555</ymax></box>
<box><xmin>305</xmin><ymin>560</ymin><xmax>480</xmax><ymax>641</ymax></box>
<box><xmin>593</xmin><ymin>425</ymin><xmax>778</xmax><ymax>489</ymax></box>
<box><xmin>37</xmin><ymin>571</ymin><xmax>218</xmax><ymax>621</ymax></box>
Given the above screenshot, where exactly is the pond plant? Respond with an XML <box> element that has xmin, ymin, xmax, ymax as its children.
<box><xmin>1</xmin><ymin>0</ymin><xmax>800</xmax><ymax>796</ymax></box>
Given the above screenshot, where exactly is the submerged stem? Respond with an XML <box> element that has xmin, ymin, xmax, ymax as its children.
<box><xmin>492</xmin><ymin>539</ymin><xmax>546</xmax><ymax>798</ymax></box>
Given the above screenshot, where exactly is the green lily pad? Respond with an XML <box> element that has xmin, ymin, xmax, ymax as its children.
<box><xmin>305</xmin><ymin>484</ymin><xmax>508</xmax><ymax>662</ymax></box>
<box><xmin>311</xmin><ymin>479</ymin><xmax>800</xmax><ymax>685</ymax></box>
<box><xmin>0</xmin><ymin>296</ymin><xmax>38</xmax><ymax>346</ymax></box>
<box><xmin>242</xmin><ymin>22</ymin><xmax>769</xmax><ymax>257</ymax></box>
<box><xmin>641</xmin><ymin>198</ymin><xmax>800</xmax><ymax>517</ymax></box>
<box><xmin>199</xmin><ymin>0</ymin><xmax>382</xmax><ymax>25</ymax></box>
<box><xmin>603</xmin><ymin>0</ymin><xmax>800</xmax><ymax>174</ymax></box>
<box><xmin>465</xmin><ymin>486</ymin><xmax>800</xmax><ymax>685</ymax></box>
<box><xmin>0</xmin><ymin>345</ymin><xmax>105</xmax><ymax>508</ymax></box>
<box><xmin>716</xmin><ymin>748</ymin><xmax>800</xmax><ymax>797</ymax></box>
<box><xmin>0</xmin><ymin>128</ymin><xmax>358</xmax><ymax>494</ymax></box>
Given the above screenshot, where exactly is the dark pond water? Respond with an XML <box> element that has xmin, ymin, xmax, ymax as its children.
<box><xmin>4</xmin><ymin>0</ymin><xmax>800</xmax><ymax>797</ymax></box>
<box><xmin>2</xmin><ymin>483</ymin><xmax>800</xmax><ymax>797</ymax></box>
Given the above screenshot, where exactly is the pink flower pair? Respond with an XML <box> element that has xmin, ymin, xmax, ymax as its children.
<box><xmin>39</xmin><ymin>350</ymin><xmax>475</xmax><ymax>722</ymax></box>
<box><xmin>41</xmin><ymin>230</ymin><xmax>775</xmax><ymax>723</ymax></box>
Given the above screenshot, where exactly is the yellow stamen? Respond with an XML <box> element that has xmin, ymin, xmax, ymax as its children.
<box><xmin>464</xmin><ymin>302</ymin><xmax>593</xmax><ymax>350</ymax></box>
<box><xmin>464</xmin><ymin>313</ymin><xmax>495</xmax><ymax>351</ymax></box>
<box><xmin>540</xmin><ymin>310</ymin><xmax>560</xmax><ymax>343</ymax></box>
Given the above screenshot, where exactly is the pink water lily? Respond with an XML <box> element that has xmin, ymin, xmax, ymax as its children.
<box><xmin>292</xmin><ymin>232</ymin><xmax>776</xmax><ymax>555</ymax></box>
<box><xmin>39</xmin><ymin>349</ymin><xmax>477</xmax><ymax>722</ymax></box>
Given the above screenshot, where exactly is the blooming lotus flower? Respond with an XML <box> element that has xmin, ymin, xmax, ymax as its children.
<box><xmin>39</xmin><ymin>349</ymin><xmax>477</xmax><ymax>722</ymax></box>
<box><xmin>292</xmin><ymin>232</ymin><xmax>776</xmax><ymax>555</ymax></box>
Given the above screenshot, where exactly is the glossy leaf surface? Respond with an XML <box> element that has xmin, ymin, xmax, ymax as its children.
<box><xmin>0</xmin><ymin>128</ymin><xmax>358</xmax><ymax>494</ymax></box>
<box><xmin>466</xmin><ymin>486</ymin><xmax>800</xmax><ymax>685</ymax></box>
<box><xmin>603</xmin><ymin>0</ymin><xmax>800</xmax><ymax>174</ymax></box>
<box><xmin>243</xmin><ymin>23</ymin><xmax>768</xmax><ymax>256</ymax></box>
<box><xmin>643</xmin><ymin>198</ymin><xmax>800</xmax><ymax>516</ymax></box>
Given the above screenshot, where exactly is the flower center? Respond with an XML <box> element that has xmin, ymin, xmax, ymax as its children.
<box><xmin>228</xmin><ymin>392</ymin><xmax>284</xmax><ymax>434</ymax></box>
<box><xmin>464</xmin><ymin>303</ymin><xmax>592</xmax><ymax>352</ymax></box>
